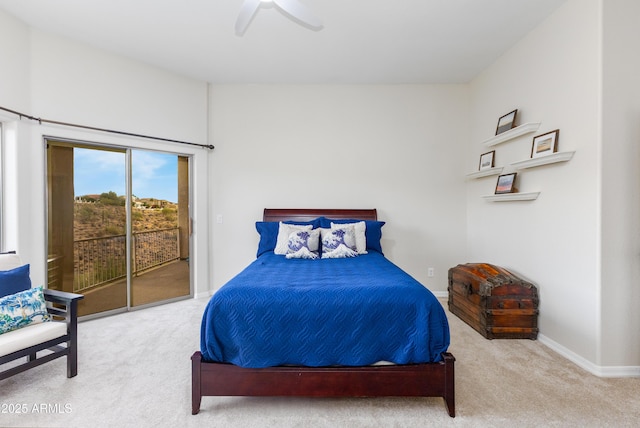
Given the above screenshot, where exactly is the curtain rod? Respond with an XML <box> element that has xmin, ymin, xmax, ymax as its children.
<box><xmin>0</xmin><ymin>105</ymin><xmax>214</xmax><ymax>150</ymax></box>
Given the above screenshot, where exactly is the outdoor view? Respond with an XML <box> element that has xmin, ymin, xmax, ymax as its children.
<box><xmin>47</xmin><ymin>144</ymin><xmax>190</xmax><ymax>317</ymax></box>
<box><xmin>74</xmin><ymin>191</ymin><xmax>178</xmax><ymax>276</ymax></box>
<box><xmin>73</xmin><ymin>149</ymin><xmax>180</xmax><ymax>292</ymax></box>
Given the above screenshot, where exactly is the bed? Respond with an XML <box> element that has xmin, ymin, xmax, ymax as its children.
<box><xmin>191</xmin><ymin>208</ymin><xmax>455</xmax><ymax>417</ymax></box>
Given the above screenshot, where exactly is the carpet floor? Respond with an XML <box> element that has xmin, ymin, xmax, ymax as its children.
<box><xmin>1</xmin><ymin>296</ymin><xmax>639</xmax><ymax>427</ymax></box>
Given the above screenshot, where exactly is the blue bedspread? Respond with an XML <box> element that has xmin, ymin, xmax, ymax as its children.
<box><xmin>200</xmin><ymin>251</ymin><xmax>450</xmax><ymax>368</ymax></box>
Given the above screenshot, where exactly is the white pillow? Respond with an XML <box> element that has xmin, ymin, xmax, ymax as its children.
<box><xmin>285</xmin><ymin>229</ymin><xmax>320</xmax><ymax>259</ymax></box>
<box><xmin>331</xmin><ymin>222</ymin><xmax>367</xmax><ymax>254</ymax></box>
<box><xmin>0</xmin><ymin>253</ymin><xmax>23</xmax><ymax>271</ymax></box>
<box><xmin>274</xmin><ymin>223</ymin><xmax>313</xmax><ymax>255</ymax></box>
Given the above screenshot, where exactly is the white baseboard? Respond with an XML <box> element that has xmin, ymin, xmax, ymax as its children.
<box><xmin>538</xmin><ymin>333</ymin><xmax>640</xmax><ymax>378</ymax></box>
<box><xmin>194</xmin><ymin>290</ymin><xmax>214</xmax><ymax>300</ymax></box>
<box><xmin>437</xmin><ymin>288</ymin><xmax>640</xmax><ymax>378</ymax></box>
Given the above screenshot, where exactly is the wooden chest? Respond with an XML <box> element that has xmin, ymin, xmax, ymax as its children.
<box><xmin>448</xmin><ymin>263</ymin><xmax>539</xmax><ymax>339</ymax></box>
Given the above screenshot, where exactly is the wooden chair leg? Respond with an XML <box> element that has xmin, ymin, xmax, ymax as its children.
<box><xmin>67</xmin><ymin>299</ymin><xmax>79</xmax><ymax>378</ymax></box>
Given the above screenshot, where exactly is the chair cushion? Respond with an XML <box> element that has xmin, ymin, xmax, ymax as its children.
<box><xmin>0</xmin><ymin>321</ymin><xmax>67</xmax><ymax>357</ymax></box>
<box><xmin>0</xmin><ymin>253</ymin><xmax>22</xmax><ymax>271</ymax></box>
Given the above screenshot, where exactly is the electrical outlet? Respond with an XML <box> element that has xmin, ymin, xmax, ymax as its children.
<box><xmin>428</xmin><ymin>267</ymin><xmax>434</xmax><ymax>277</ymax></box>
<box><xmin>216</xmin><ymin>214</ymin><xmax>223</xmax><ymax>224</ymax></box>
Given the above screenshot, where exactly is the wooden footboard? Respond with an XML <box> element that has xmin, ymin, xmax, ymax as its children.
<box><xmin>191</xmin><ymin>351</ymin><xmax>455</xmax><ymax>417</ymax></box>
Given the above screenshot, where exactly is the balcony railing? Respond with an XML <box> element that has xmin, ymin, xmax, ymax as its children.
<box><xmin>72</xmin><ymin>227</ymin><xmax>180</xmax><ymax>292</ymax></box>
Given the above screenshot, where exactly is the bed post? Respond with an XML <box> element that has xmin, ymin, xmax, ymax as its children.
<box><xmin>443</xmin><ymin>352</ymin><xmax>456</xmax><ymax>417</ymax></box>
<box><xmin>191</xmin><ymin>351</ymin><xmax>202</xmax><ymax>415</ymax></box>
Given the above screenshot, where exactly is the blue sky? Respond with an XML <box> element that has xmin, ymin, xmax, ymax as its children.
<box><xmin>74</xmin><ymin>148</ymin><xmax>178</xmax><ymax>203</ymax></box>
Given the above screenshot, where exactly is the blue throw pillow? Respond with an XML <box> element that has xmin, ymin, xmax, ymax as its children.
<box><xmin>362</xmin><ymin>220</ymin><xmax>385</xmax><ymax>254</ymax></box>
<box><xmin>0</xmin><ymin>264</ymin><xmax>32</xmax><ymax>298</ymax></box>
<box><xmin>255</xmin><ymin>222</ymin><xmax>279</xmax><ymax>257</ymax></box>
<box><xmin>319</xmin><ymin>218</ymin><xmax>386</xmax><ymax>254</ymax></box>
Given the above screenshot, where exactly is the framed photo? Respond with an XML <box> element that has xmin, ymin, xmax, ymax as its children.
<box><xmin>495</xmin><ymin>173</ymin><xmax>517</xmax><ymax>194</ymax></box>
<box><xmin>531</xmin><ymin>129</ymin><xmax>559</xmax><ymax>158</ymax></box>
<box><xmin>479</xmin><ymin>150</ymin><xmax>495</xmax><ymax>170</ymax></box>
<box><xmin>495</xmin><ymin>109</ymin><xmax>518</xmax><ymax>135</ymax></box>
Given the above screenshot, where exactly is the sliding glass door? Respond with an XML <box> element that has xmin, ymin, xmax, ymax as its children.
<box><xmin>129</xmin><ymin>150</ymin><xmax>191</xmax><ymax>307</ymax></box>
<box><xmin>46</xmin><ymin>140</ymin><xmax>191</xmax><ymax>318</ymax></box>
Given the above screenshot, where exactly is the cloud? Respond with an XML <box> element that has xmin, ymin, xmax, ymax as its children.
<box><xmin>74</xmin><ymin>149</ymin><xmax>126</xmax><ymax>196</ymax></box>
<box><xmin>132</xmin><ymin>151</ymin><xmax>177</xmax><ymax>202</ymax></box>
<box><xmin>73</xmin><ymin>148</ymin><xmax>178</xmax><ymax>202</ymax></box>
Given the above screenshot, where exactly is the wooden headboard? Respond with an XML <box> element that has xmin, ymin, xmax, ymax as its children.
<box><xmin>263</xmin><ymin>208</ymin><xmax>377</xmax><ymax>222</ymax></box>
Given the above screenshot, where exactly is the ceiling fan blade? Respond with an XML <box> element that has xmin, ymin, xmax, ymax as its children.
<box><xmin>273</xmin><ymin>0</ymin><xmax>323</xmax><ymax>29</ymax></box>
<box><xmin>235</xmin><ymin>0</ymin><xmax>262</xmax><ymax>35</ymax></box>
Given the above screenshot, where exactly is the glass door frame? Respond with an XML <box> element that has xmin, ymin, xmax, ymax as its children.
<box><xmin>44</xmin><ymin>136</ymin><xmax>193</xmax><ymax>320</ymax></box>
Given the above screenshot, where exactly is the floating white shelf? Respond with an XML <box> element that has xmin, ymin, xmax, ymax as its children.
<box><xmin>481</xmin><ymin>122</ymin><xmax>541</xmax><ymax>147</ymax></box>
<box><xmin>510</xmin><ymin>151</ymin><xmax>575</xmax><ymax>170</ymax></box>
<box><xmin>482</xmin><ymin>192</ymin><xmax>540</xmax><ymax>202</ymax></box>
<box><xmin>465</xmin><ymin>167</ymin><xmax>504</xmax><ymax>180</ymax></box>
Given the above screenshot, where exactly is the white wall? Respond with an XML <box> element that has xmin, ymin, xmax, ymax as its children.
<box><xmin>600</xmin><ymin>0</ymin><xmax>640</xmax><ymax>369</ymax></box>
<box><xmin>0</xmin><ymin>10</ymin><xmax>31</xmax><ymax>252</ymax></box>
<box><xmin>469</xmin><ymin>0</ymin><xmax>640</xmax><ymax>373</ymax></box>
<box><xmin>0</xmin><ymin>10</ymin><xmax>30</xmax><ymax>111</ymax></box>
<box><xmin>468</xmin><ymin>0</ymin><xmax>603</xmax><ymax>366</ymax></box>
<box><xmin>0</xmin><ymin>17</ymin><xmax>211</xmax><ymax>297</ymax></box>
<box><xmin>209</xmin><ymin>84</ymin><xmax>468</xmax><ymax>293</ymax></box>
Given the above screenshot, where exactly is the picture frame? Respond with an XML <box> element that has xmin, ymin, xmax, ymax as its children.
<box><xmin>495</xmin><ymin>172</ymin><xmax>517</xmax><ymax>194</ymax></box>
<box><xmin>531</xmin><ymin>129</ymin><xmax>559</xmax><ymax>158</ymax></box>
<box><xmin>479</xmin><ymin>150</ymin><xmax>495</xmax><ymax>170</ymax></box>
<box><xmin>495</xmin><ymin>109</ymin><xmax>518</xmax><ymax>135</ymax></box>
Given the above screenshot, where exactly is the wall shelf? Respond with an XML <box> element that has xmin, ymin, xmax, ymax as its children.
<box><xmin>511</xmin><ymin>151</ymin><xmax>575</xmax><ymax>170</ymax></box>
<box><xmin>481</xmin><ymin>122</ymin><xmax>541</xmax><ymax>147</ymax></box>
<box><xmin>482</xmin><ymin>192</ymin><xmax>540</xmax><ymax>202</ymax></box>
<box><xmin>466</xmin><ymin>167</ymin><xmax>504</xmax><ymax>180</ymax></box>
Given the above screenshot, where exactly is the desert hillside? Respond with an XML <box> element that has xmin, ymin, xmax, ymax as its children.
<box><xmin>74</xmin><ymin>194</ymin><xmax>178</xmax><ymax>240</ymax></box>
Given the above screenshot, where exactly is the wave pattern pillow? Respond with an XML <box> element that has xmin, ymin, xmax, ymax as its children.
<box><xmin>286</xmin><ymin>229</ymin><xmax>320</xmax><ymax>259</ymax></box>
<box><xmin>321</xmin><ymin>228</ymin><xmax>359</xmax><ymax>259</ymax></box>
<box><xmin>331</xmin><ymin>221</ymin><xmax>367</xmax><ymax>254</ymax></box>
<box><xmin>274</xmin><ymin>223</ymin><xmax>314</xmax><ymax>255</ymax></box>
<box><xmin>319</xmin><ymin>218</ymin><xmax>386</xmax><ymax>254</ymax></box>
<box><xmin>0</xmin><ymin>286</ymin><xmax>51</xmax><ymax>335</ymax></box>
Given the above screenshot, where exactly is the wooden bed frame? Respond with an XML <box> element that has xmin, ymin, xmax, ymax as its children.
<box><xmin>191</xmin><ymin>208</ymin><xmax>456</xmax><ymax>417</ymax></box>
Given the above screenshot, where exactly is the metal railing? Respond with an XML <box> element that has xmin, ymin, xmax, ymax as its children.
<box><xmin>72</xmin><ymin>227</ymin><xmax>180</xmax><ymax>292</ymax></box>
<box><xmin>132</xmin><ymin>228</ymin><xmax>180</xmax><ymax>273</ymax></box>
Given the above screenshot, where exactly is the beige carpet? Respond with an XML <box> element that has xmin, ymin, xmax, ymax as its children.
<box><xmin>1</xmin><ymin>296</ymin><xmax>639</xmax><ymax>427</ymax></box>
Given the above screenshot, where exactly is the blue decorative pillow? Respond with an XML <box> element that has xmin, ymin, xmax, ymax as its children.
<box><xmin>321</xmin><ymin>228</ymin><xmax>359</xmax><ymax>259</ymax></box>
<box><xmin>362</xmin><ymin>220</ymin><xmax>385</xmax><ymax>254</ymax></box>
<box><xmin>319</xmin><ymin>218</ymin><xmax>386</xmax><ymax>254</ymax></box>
<box><xmin>0</xmin><ymin>286</ymin><xmax>51</xmax><ymax>335</ymax></box>
<box><xmin>0</xmin><ymin>264</ymin><xmax>32</xmax><ymax>298</ymax></box>
<box><xmin>286</xmin><ymin>229</ymin><xmax>320</xmax><ymax>259</ymax></box>
<box><xmin>255</xmin><ymin>222</ymin><xmax>280</xmax><ymax>257</ymax></box>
